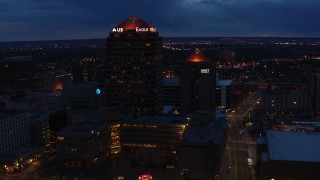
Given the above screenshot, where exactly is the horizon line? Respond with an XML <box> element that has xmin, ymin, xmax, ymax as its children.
<box><xmin>2</xmin><ymin>36</ymin><xmax>320</xmax><ymax>43</ymax></box>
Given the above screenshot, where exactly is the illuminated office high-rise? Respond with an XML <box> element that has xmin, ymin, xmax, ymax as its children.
<box><xmin>180</xmin><ymin>49</ymin><xmax>215</xmax><ymax>114</ymax></box>
<box><xmin>105</xmin><ymin>16</ymin><xmax>163</xmax><ymax>116</ymax></box>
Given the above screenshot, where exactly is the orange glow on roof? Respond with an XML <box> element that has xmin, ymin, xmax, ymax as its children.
<box><xmin>186</xmin><ymin>48</ymin><xmax>209</xmax><ymax>63</ymax></box>
<box><xmin>55</xmin><ymin>83</ymin><xmax>63</xmax><ymax>90</ymax></box>
<box><xmin>139</xmin><ymin>174</ymin><xmax>152</xmax><ymax>180</ymax></box>
<box><xmin>114</xmin><ymin>16</ymin><xmax>155</xmax><ymax>32</ymax></box>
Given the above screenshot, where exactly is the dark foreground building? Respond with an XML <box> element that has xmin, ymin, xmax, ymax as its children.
<box><xmin>105</xmin><ymin>16</ymin><xmax>163</xmax><ymax>116</ymax></box>
<box><xmin>258</xmin><ymin>130</ymin><xmax>320</xmax><ymax>180</ymax></box>
<box><xmin>180</xmin><ymin>110</ymin><xmax>227</xmax><ymax>179</ymax></box>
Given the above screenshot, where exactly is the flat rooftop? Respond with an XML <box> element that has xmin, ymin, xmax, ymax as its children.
<box><xmin>267</xmin><ymin>130</ymin><xmax>320</xmax><ymax>162</ymax></box>
<box><xmin>217</xmin><ymin>79</ymin><xmax>233</xmax><ymax>86</ymax></box>
<box><xmin>57</xmin><ymin>119</ymin><xmax>110</xmax><ymax>138</ymax></box>
<box><xmin>123</xmin><ymin>115</ymin><xmax>187</xmax><ymax>125</ymax></box>
<box><xmin>64</xmin><ymin>82</ymin><xmax>106</xmax><ymax>97</ymax></box>
<box><xmin>183</xmin><ymin>111</ymin><xmax>227</xmax><ymax>144</ymax></box>
<box><xmin>163</xmin><ymin>77</ymin><xmax>180</xmax><ymax>86</ymax></box>
<box><xmin>183</xmin><ymin>122</ymin><xmax>216</xmax><ymax>143</ymax></box>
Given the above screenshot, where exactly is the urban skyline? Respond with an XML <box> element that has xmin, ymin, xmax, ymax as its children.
<box><xmin>1</xmin><ymin>0</ymin><xmax>320</xmax><ymax>42</ymax></box>
<box><xmin>1</xmin><ymin>7</ymin><xmax>320</xmax><ymax>180</ymax></box>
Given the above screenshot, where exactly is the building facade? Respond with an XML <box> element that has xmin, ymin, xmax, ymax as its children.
<box><xmin>0</xmin><ymin>112</ymin><xmax>30</xmax><ymax>155</ymax></box>
<box><xmin>216</xmin><ymin>77</ymin><xmax>232</xmax><ymax>110</ymax></box>
<box><xmin>121</xmin><ymin>116</ymin><xmax>187</xmax><ymax>156</ymax></box>
<box><xmin>259</xmin><ymin>130</ymin><xmax>320</xmax><ymax>180</ymax></box>
<box><xmin>311</xmin><ymin>69</ymin><xmax>320</xmax><ymax>112</ymax></box>
<box><xmin>180</xmin><ymin>49</ymin><xmax>215</xmax><ymax>114</ymax></box>
<box><xmin>163</xmin><ymin>77</ymin><xmax>180</xmax><ymax>107</ymax></box>
<box><xmin>56</xmin><ymin>119</ymin><xmax>112</xmax><ymax>169</ymax></box>
<box><xmin>105</xmin><ymin>16</ymin><xmax>163</xmax><ymax>116</ymax></box>
<box><xmin>180</xmin><ymin>110</ymin><xmax>227</xmax><ymax>179</ymax></box>
<box><xmin>261</xmin><ymin>89</ymin><xmax>311</xmax><ymax>112</ymax></box>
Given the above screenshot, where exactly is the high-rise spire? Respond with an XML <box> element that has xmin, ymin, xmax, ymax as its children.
<box><xmin>111</xmin><ymin>16</ymin><xmax>157</xmax><ymax>33</ymax></box>
<box><xmin>186</xmin><ymin>48</ymin><xmax>209</xmax><ymax>63</ymax></box>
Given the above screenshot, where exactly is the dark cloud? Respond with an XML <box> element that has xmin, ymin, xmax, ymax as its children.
<box><xmin>0</xmin><ymin>0</ymin><xmax>319</xmax><ymax>41</ymax></box>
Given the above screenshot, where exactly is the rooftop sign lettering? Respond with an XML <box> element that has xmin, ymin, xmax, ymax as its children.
<box><xmin>112</xmin><ymin>27</ymin><xmax>156</xmax><ymax>33</ymax></box>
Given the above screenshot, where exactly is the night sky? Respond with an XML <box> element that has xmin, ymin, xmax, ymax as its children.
<box><xmin>1</xmin><ymin>0</ymin><xmax>320</xmax><ymax>41</ymax></box>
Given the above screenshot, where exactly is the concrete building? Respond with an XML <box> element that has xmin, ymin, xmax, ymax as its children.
<box><xmin>180</xmin><ymin>110</ymin><xmax>227</xmax><ymax>179</ymax></box>
<box><xmin>261</xmin><ymin>89</ymin><xmax>311</xmax><ymax>112</ymax></box>
<box><xmin>259</xmin><ymin>130</ymin><xmax>320</xmax><ymax>180</ymax></box>
<box><xmin>216</xmin><ymin>77</ymin><xmax>232</xmax><ymax>110</ymax></box>
<box><xmin>0</xmin><ymin>111</ymin><xmax>30</xmax><ymax>155</ymax></box>
<box><xmin>180</xmin><ymin>49</ymin><xmax>215</xmax><ymax>115</ymax></box>
<box><xmin>163</xmin><ymin>77</ymin><xmax>180</xmax><ymax>107</ymax></box>
<box><xmin>121</xmin><ymin>115</ymin><xmax>187</xmax><ymax>156</ymax></box>
<box><xmin>30</xmin><ymin>111</ymin><xmax>51</xmax><ymax>146</ymax></box>
<box><xmin>106</xmin><ymin>16</ymin><xmax>163</xmax><ymax>116</ymax></box>
<box><xmin>56</xmin><ymin>117</ymin><xmax>120</xmax><ymax>169</ymax></box>
<box><xmin>163</xmin><ymin>76</ymin><xmax>232</xmax><ymax>112</ymax></box>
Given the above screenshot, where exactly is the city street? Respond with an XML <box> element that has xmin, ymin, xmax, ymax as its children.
<box><xmin>220</xmin><ymin>91</ymin><xmax>261</xmax><ymax>180</ymax></box>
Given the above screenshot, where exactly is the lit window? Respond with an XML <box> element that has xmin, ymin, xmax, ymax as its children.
<box><xmin>57</xmin><ymin>136</ymin><xmax>64</xmax><ymax>141</ymax></box>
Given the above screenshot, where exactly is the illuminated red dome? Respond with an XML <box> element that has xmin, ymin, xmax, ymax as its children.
<box><xmin>112</xmin><ymin>16</ymin><xmax>157</xmax><ymax>33</ymax></box>
<box><xmin>186</xmin><ymin>49</ymin><xmax>209</xmax><ymax>63</ymax></box>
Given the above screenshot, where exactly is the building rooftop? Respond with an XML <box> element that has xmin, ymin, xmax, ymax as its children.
<box><xmin>113</xmin><ymin>16</ymin><xmax>156</xmax><ymax>33</ymax></box>
<box><xmin>183</xmin><ymin>120</ymin><xmax>226</xmax><ymax>144</ymax></box>
<box><xmin>267</xmin><ymin>130</ymin><xmax>320</xmax><ymax>162</ymax></box>
<box><xmin>63</xmin><ymin>82</ymin><xmax>106</xmax><ymax>98</ymax></box>
<box><xmin>30</xmin><ymin>110</ymin><xmax>54</xmax><ymax>122</ymax></box>
<box><xmin>123</xmin><ymin>115</ymin><xmax>187</xmax><ymax>125</ymax></box>
<box><xmin>163</xmin><ymin>77</ymin><xmax>180</xmax><ymax>86</ymax></box>
<box><xmin>186</xmin><ymin>48</ymin><xmax>209</xmax><ymax>63</ymax></box>
<box><xmin>57</xmin><ymin>119</ymin><xmax>109</xmax><ymax>138</ymax></box>
<box><xmin>183</xmin><ymin>110</ymin><xmax>227</xmax><ymax>144</ymax></box>
<box><xmin>183</xmin><ymin>122</ymin><xmax>216</xmax><ymax>143</ymax></box>
<box><xmin>217</xmin><ymin>79</ymin><xmax>233</xmax><ymax>86</ymax></box>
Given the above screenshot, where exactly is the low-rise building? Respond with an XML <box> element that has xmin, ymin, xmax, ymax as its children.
<box><xmin>0</xmin><ymin>111</ymin><xmax>30</xmax><ymax>155</ymax></box>
<box><xmin>163</xmin><ymin>77</ymin><xmax>180</xmax><ymax>107</ymax></box>
<box><xmin>259</xmin><ymin>130</ymin><xmax>320</xmax><ymax>179</ymax></box>
<box><xmin>180</xmin><ymin>110</ymin><xmax>227</xmax><ymax>179</ymax></box>
<box><xmin>56</xmin><ymin>118</ymin><xmax>113</xmax><ymax>169</ymax></box>
<box><xmin>30</xmin><ymin>111</ymin><xmax>51</xmax><ymax>146</ymax></box>
<box><xmin>261</xmin><ymin>89</ymin><xmax>311</xmax><ymax>112</ymax></box>
<box><xmin>121</xmin><ymin>115</ymin><xmax>187</xmax><ymax>156</ymax></box>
